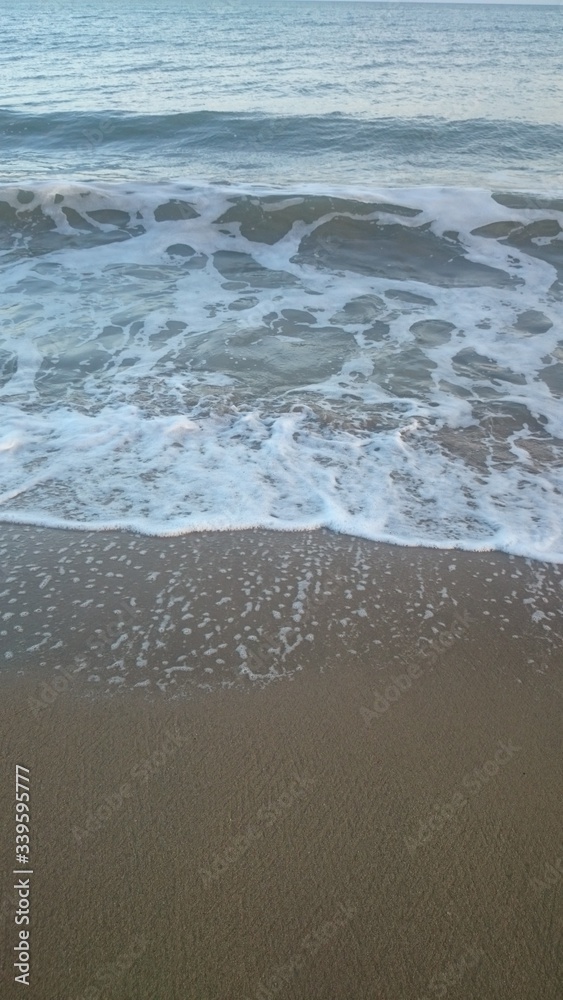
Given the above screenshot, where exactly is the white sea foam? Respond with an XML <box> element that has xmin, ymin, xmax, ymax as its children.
<box><xmin>0</xmin><ymin>183</ymin><xmax>561</xmax><ymax>561</ymax></box>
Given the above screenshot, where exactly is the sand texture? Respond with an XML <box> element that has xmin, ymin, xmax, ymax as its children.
<box><xmin>0</xmin><ymin>526</ymin><xmax>562</xmax><ymax>999</ymax></box>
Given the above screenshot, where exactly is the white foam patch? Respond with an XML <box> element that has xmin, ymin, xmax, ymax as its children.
<box><xmin>0</xmin><ymin>183</ymin><xmax>562</xmax><ymax>562</ymax></box>
<box><xmin>0</xmin><ymin>401</ymin><xmax>561</xmax><ymax>561</ymax></box>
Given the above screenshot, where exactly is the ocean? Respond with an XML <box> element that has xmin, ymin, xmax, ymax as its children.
<box><xmin>1</xmin><ymin>0</ymin><xmax>562</xmax><ymax>560</ymax></box>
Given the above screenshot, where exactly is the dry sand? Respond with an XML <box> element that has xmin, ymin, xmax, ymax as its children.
<box><xmin>0</xmin><ymin>526</ymin><xmax>562</xmax><ymax>999</ymax></box>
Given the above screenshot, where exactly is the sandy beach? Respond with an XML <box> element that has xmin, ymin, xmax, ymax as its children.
<box><xmin>0</xmin><ymin>526</ymin><xmax>561</xmax><ymax>999</ymax></box>
<box><xmin>3</xmin><ymin>2</ymin><xmax>562</xmax><ymax>997</ymax></box>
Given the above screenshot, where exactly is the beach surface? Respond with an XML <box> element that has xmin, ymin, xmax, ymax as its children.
<box><xmin>0</xmin><ymin>526</ymin><xmax>562</xmax><ymax>999</ymax></box>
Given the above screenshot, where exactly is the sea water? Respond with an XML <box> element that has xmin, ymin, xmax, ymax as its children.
<box><xmin>1</xmin><ymin>1</ymin><xmax>562</xmax><ymax>560</ymax></box>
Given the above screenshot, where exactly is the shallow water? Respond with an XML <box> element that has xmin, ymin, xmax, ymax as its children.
<box><xmin>1</xmin><ymin>2</ymin><xmax>562</xmax><ymax>560</ymax></box>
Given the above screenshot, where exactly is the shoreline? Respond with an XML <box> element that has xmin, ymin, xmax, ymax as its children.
<box><xmin>1</xmin><ymin>524</ymin><xmax>561</xmax><ymax>696</ymax></box>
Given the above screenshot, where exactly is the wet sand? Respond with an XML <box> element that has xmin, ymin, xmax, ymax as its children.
<box><xmin>0</xmin><ymin>526</ymin><xmax>562</xmax><ymax>999</ymax></box>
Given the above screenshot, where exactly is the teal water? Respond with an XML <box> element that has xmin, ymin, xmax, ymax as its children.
<box><xmin>1</xmin><ymin>0</ymin><xmax>561</xmax><ymax>187</ymax></box>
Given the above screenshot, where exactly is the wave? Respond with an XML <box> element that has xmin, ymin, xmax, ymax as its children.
<box><xmin>0</xmin><ymin>181</ymin><xmax>562</xmax><ymax>560</ymax></box>
<box><xmin>2</xmin><ymin>109</ymin><xmax>562</xmax><ymax>159</ymax></box>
